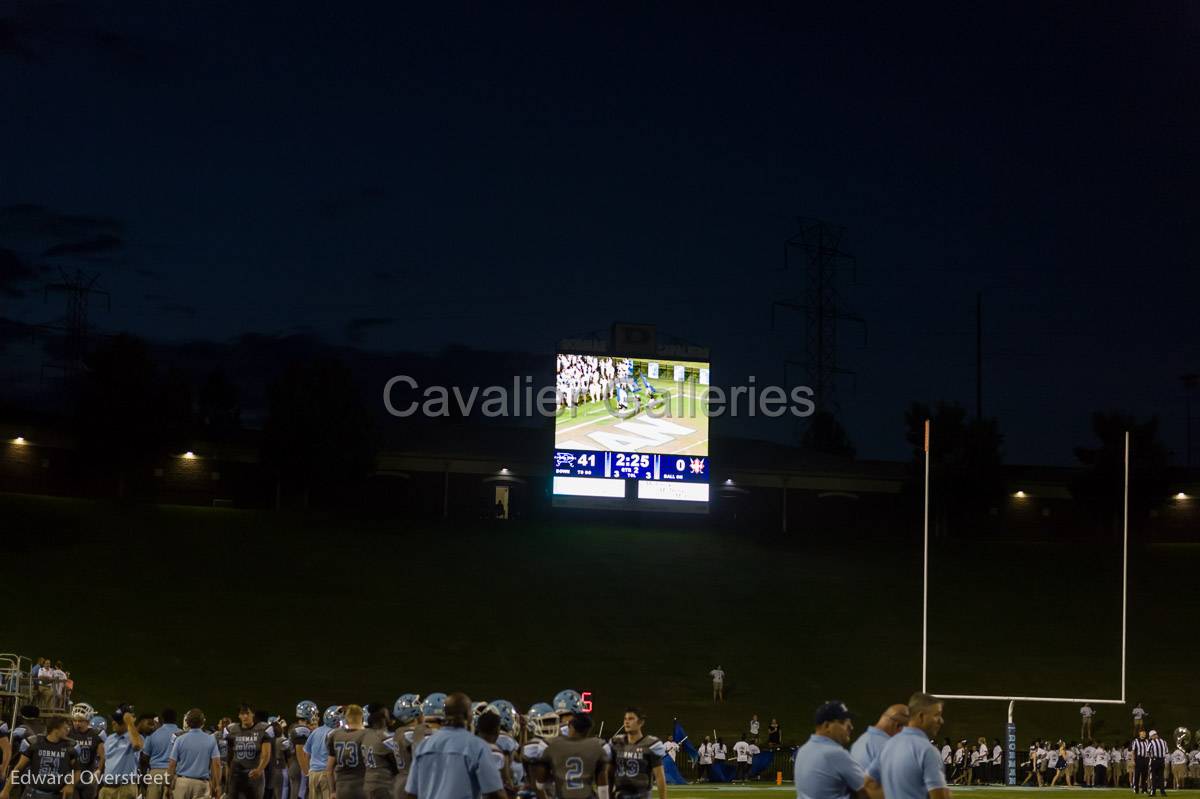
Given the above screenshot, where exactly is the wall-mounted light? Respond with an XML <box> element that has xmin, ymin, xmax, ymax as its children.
<box><xmin>1013</xmin><ymin>490</ymin><xmax>1027</xmax><ymax>498</ymax></box>
<box><xmin>183</xmin><ymin>451</ymin><xmax>197</xmax><ymax>459</ymax></box>
<box><xmin>13</xmin><ymin>436</ymin><xmax>26</xmax><ymax>445</ymax></box>
<box><xmin>1176</xmin><ymin>492</ymin><xmax>1190</xmax><ymax>500</ymax></box>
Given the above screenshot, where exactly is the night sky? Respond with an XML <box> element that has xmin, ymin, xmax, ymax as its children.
<box><xmin>2</xmin><ymin>1</ymin><xmax>1198</xmax><ymax>464</ymax></box>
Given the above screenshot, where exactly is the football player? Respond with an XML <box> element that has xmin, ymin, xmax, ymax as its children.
<box><xmin>488</xmin><ymin>703</ymin><xmax>522</xmax><ymax>790</ymax></box>
<box><xmin>68</xmin><ymin>703</ymin><xmax>103</xmax><ymax>799</ymax></box>
<box><xmin>225</xmin><ymin>705</ymin><xmax>274</xmax><ymax>799</ymax></box>
<box><xmin>361</xmin><ymin>709</ymin><xmax>397</xmax><ymax>799</ymax></box>
<box><xmin>286</xmin><ymin>702</ymin><xmax>318</xmax><ymax>799</ymax></box>
<box><xmin>520</xmin><ymin>704</ymin><xmax>559</xmax><ymax>799</ymax></box>
<box><xmin>608</xmin><ymin>709</ymin><xmax>666</xmax><ymax>799</ymax></box>
<box><xmin>474</xmin><ymin>712</ymin><xmax>515</xmax><ymax>795</ymax></box>
<box><xmin>552</xmin><ymin>692</ymin><xmax>585</xmax><ymax>739</ymax></box>
<box><xmin>326</xmin><ymin>705</ymin><xmax>367</xmax><ymax>799</ymax></box>
<box><xmin>539</xmin><ymin>715</ymin><xmax>608</xmax><ymax>799</ymax></box>
<box><xmin>386</xmin><ymin>695</ymin><xmax>420</xmax><ymax>799</ymax></box>
<box><xmin>0</xmin><ymin>716</ymin><xmax>79</xmax><ymax>799</ymax></box>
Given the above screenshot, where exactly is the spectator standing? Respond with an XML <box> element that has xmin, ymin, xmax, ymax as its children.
<box><xmin>749</xmin><ymin>716</ymin><xmax>760</xmax><ymax>744</ymax></box>
<box><xmin>662</xmin><ymin>737</ymin><xmax>679</xmax><ymax>764</ymax></box>
<box><xmin>1188</xmin><ymin>744</ymin><xmax>1200</xmax><ymax>787</ymax></box>
<box><xmin>709</xmin><ymin>668</ymin><xmax>725</xmax><ymax>703</ymax></box>
<box><xmin>849</xmin><ymin>705</ymin><xmax>909</xmax><ymax>770</ymax></box>
<box><xmin>97</xmin><ymin>706</ymin><xmax>145</xmax><ymax>799</ymax></box>
<box><xmin>1080</xmin><ymin>704</ymin><xmax>1094</xmax><ymax>741</ymax></box>
<box><xmin>144</xmin><ymin>710</ymin><xmax>180</xmax><ymax>799</ymax></box>
<box><xmin>991</xmin><ymin>739</ymin><xmax>1002</xmax><ymax>784</ymax></box>
<box><xmin>940</xmin><ymin>740</ymin><xmax>951</xmax><ymax>777</ymax></box>
<box><xmin>1095</xmin><ymin>742</ymin><xmax>1109</xmax><ymax>787</ymax></box>
<box><xmin>767</xmin><ymin>720</ymin><xmax>781</xmax><ymax>749</ymax></box>
<box><xmin>168</xmin><ymin>709</ymin><xmax>222</xmax><ymax>799</ymax></box>
<box><xmin>714</xmin><ymin>738</ymin><xmax>727</xmax><ymax>770</ymax></box>
<box><xmin>1083</xmin><ymin>740</ymin><xmax>1096</xmax><ymax>786</ymax></box>
<box><xmin>747</xmin><ymin>741</ymin><xmax>761</xmax><ymax>780</ymax></box>
<box><xmin>1133</xmin><ymin>704</ymin><xmax>1148</xmax><ymax>734</ymax></box>
<box><xmin>1170</xmin><ymin>744</ymin><xmax>1186</xmax><ymax>789</ymax></box>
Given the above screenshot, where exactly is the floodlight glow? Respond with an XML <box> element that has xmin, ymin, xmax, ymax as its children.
<box><xmin>1013</xmin><ymin>490</ymin><xmax>1027</xmax><ymax>498</ymax></box>
<box><xmin>13</xmin><ymin>436</ymin><xmax>25</xmax><ymax>445</ymax></box>
<box><xmin>1176</xmin><ymin>492</ymin><xmax>1190</xmax><ymax>500</ymax></box>
<box><xmin>183</xmin><ymin>451</ymin><xmax>196</xmax><ymax>459</ymax></box>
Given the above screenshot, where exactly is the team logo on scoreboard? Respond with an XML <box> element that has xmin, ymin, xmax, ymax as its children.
<box><xmin>689</xmin><ymin>458</ymin><xmax>706</xmax><ymax>475</ymax></box>
<box><xmin>554</xmin><ymin>452</ymin><xmax>577</xmax><ymax>467</ymax></box>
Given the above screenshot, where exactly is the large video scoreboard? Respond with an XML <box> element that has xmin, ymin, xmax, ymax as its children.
<box><xmin>552</xmin><ymin>352</ymin><xmax>710</xmax><ymax>510</ymax></box>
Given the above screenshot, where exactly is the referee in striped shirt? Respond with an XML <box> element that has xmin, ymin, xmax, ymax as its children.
<box><xmin>1147</xmin><ymin>731</ymin><xmax>1169</xmax><ymax>796</ymax></box>
<box><xmin>1133</xmin><ymin>731</ymin><xmax>1151</xmax><ymax>794</ymax></box>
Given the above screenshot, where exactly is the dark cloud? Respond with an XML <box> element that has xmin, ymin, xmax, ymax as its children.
<box><xmin>159</xmin><ymin>303</ymin><xmax>196</xmax><ymax>315</ymax></box>
<box><xmin>344</xmin><ymin>317</ymin><xmax>394</xmax><ymax>344</ymax></box>
<box><xmin>135</xmin><ymin>267</ymin><xmax>160</xmax><ymax>279</ymax></box>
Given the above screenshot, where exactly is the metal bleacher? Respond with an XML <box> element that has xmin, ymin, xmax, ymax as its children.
<box><xmin>0</xmin><ymin>653</ymin><xmax>33</xmax><ymax>730</ymax></box>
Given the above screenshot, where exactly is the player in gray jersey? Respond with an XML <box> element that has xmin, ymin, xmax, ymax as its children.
<box><xmin>326</xmin><ymin>706</ymin><xmax>368</xmax><ymax>799</ymax></box>
<box><xmin>361</xmin><ymin>710</ymin><xmax>398</xmax><ymax>799</ymax></box>
<box><xmin>539</xmin><ymin>716</ymin><xmax>609</xmax><ymax>799</ymax></box>
<box><xmin>284</xmin><ymin>718</ymin><xmax>313</xmax><ymax>799</ymax></box>
<box><xmin>608</xmin><ymin>709</ymin><xmax>666</xmax><ymax>799</ymax></box>
<box><xmin>68</xmin><ymin>706</ymin><xmax>103</xmax><ymax>799</ymax></box>
<box><xmin>226</xmin><ymin>706</ymin><xmax>274</xmax><ymax>799</ymax></box>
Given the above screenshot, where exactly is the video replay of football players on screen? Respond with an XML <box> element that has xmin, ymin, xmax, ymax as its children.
<box><xmin>553</xmin><ymin>353</ymin><xmax>710</xmax><ymax>505</ymax></box>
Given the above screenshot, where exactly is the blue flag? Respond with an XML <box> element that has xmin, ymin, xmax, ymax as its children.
<box><xmin>673</xmin><ymin>720</ymin><xmax>700</xmax><ymax>761</ymax></box>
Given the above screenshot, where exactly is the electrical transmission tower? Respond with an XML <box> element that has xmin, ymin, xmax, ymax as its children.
<box><xmin>41</xmin><ymin>267</ymin><xmax>110</xmax><ymax>378</ymax></box>
<box><xmin>771</xmin><ymin>218</ymin><xmax>865</xmax><ymax>414</ymax></box>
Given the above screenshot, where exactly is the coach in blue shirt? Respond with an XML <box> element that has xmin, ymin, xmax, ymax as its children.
<box><xmin>404</xmin><ymin>693</ymin><xmax>504</xmax><ymax>799</ymax></box>
<box><xmin>869</xmin><ymin>693</ymin><xmax>950</xmax><ymax>799</ymax></box>
<box><xmin>144</xmin><ymin>709</ymin><xmax>181</xmax><ymax>799</ymax></box>
<box><xmin>97</xmin><ymin>707</ymin><xmax>145</xmax><ymax>799</ymax></box>
<box><xmin>169</xmin><ymin>710</ymin><xmax>221</xmax><ymax>799</ymax></box>
<box><xmin>794</xmin><ymin>702</ymin><xmax>882</xmax><ymax>799</ymax></box>
<box><xmin>850</xmin><ymin>705</ymin><xmax>910</xmax><ymax>770</ymax></box>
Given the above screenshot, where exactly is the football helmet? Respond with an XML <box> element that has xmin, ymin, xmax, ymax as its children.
<box><xmin>91</xmin><ymin>715</ymin><xmax>108</xmax><ymax>733</ymax></box>
<box><xmin>527</xmin><ymin>702</ymin><xmax>559</xmax><ymax>739</ymax></box>
<box><xmin>393</xmin><ymin>694</ymin><xmax>421</xmax><ymax>724</ymax></box>
<box><xmin>71</xmin><ymin>702</ymin><xmax>95</xmax><ymax>720</ymax></box>
<box><xmin>296</xmin><ymin>700</ymin><xmax>318</xmax><ymax>722</ymax></box>
<box><xmin>552</xmin><ymin>690</ymin><xmax>583</xmax><ymax>717</ymax></box>
<box><xmin>323</xmin><ymin>705</ymin><xmax>345</xmax><ymax>729</ymax></box>
<box><xmin>421</xmin><ymin>692</ymin><xmax>447</xmax><ymax>721</ymax></box>
<box><xmin>488</xmin><ymin>700</ymin><xmax>518</xmax><ymax>735</ymax></box>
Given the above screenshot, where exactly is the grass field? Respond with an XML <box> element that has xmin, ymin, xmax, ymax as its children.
<box><xmin>670</xmin><ymin>788</ymin><xmax>1200</xmax><ymax>799</ymax></box>
<box><xmin>2</xmin><ymin>492</ymin><xmax>1196</xmax><ymax>748</ymax></box>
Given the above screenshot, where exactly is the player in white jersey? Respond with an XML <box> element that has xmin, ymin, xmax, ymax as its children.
<box><xmin>520</xmin><ymin>703</ymin><xmax>559</xmax><ymax>799</ymax></box>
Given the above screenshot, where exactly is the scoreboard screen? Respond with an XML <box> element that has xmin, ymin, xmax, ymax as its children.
<box><xmin>553</xmin><ymin>353</ymin><xmax>710</xmax><ymax>508</ymax></box>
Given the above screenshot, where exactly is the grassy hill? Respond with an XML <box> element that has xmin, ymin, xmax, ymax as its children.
<box><xmin>2</xmin><ymin>493</ymin><xmax>1191</xmax><ymax>746</ymax></box>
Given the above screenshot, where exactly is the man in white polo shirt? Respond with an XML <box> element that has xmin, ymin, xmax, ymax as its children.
<box><xmin>168</xmin><ymin>709</ymin><xmax>222</xmax><ymax>799</ymax></box>
<box><xmin>868</xmin><ymin>693</ymin><xmax>948</xmax><ymax>799</ymax></box>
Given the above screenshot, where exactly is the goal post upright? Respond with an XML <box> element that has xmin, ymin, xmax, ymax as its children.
<box><xmin>921</xmin><ymin>423</ymin><xmax>1131</xmax><ymax>783</ymax></box>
